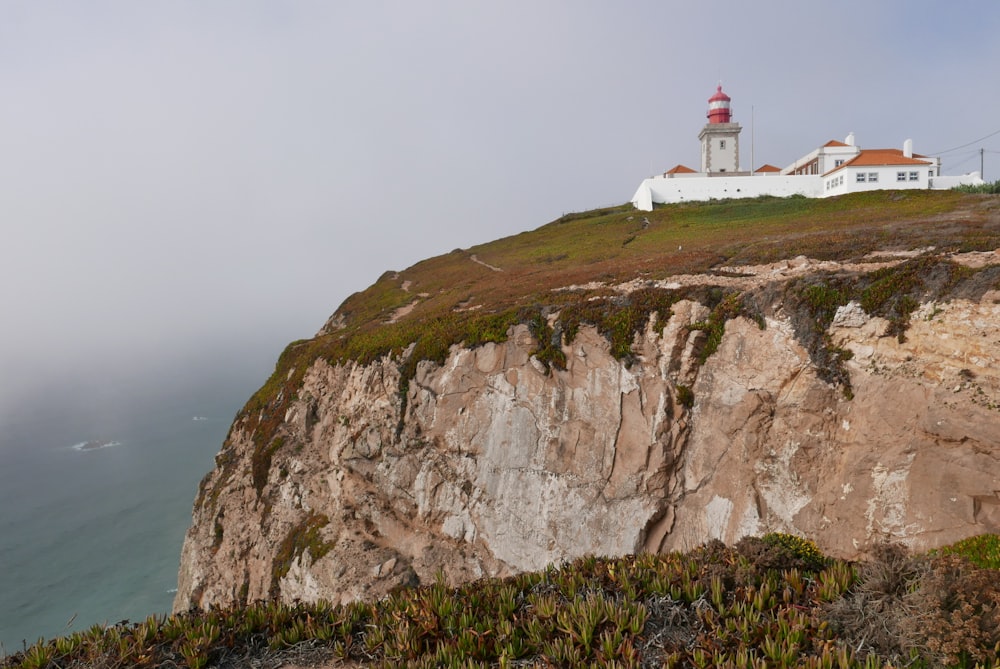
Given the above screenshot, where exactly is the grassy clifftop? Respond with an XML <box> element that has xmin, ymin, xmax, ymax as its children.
<box><xmin>228</xmin><ymin>191</ymin><xmax>1000</xmax><ymax>463</ymax></box>
<box><xmin>300</xmin><ymin>191</ymin><xmax>1000</xmax><ymax>387</ymax></box>
<box><xmin>332</xmin><ymin>191</ymin><xmax>996</xmax><ymax>334</ymax></box>
<box><xmin>190</xmin><ymin>191</ymin><xmax>1000</xmax><ymax>510</ymax></box>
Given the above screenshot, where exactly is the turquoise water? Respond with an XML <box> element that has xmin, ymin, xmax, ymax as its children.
<box><xmin>0</xmin><ymin>378</ymin><xmax>251</xmax><ymax>654</ymax></box>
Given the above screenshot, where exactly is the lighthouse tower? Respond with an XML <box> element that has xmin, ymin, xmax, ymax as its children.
<box><xmin>698</xmin><ymin>84</ymin><xmax>742</xmax><ymax>173</ymax></box>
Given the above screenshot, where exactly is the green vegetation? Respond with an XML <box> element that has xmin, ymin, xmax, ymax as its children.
<box><xmin>525</xmin><ymin>308</ymin><xmax>566</xmax><ymax>371</ymax></box>
<box><xmin>6</xmin><ymin>534</ymin><xmax>1000</xmax><ymax>668</ymax></box>
<box><xmin>954</xmin><ymin>180</ymin><xmax>1000</xmax><ymax>195</ymax></box>
<box><xmin>560</xmin><ymin>287</ymin><xmax>684</xmax><ymax>363</ymax></box>
<box><xmin>857</xmin><ymin>255</ymin><xmax>974</xmax><ymax>340</ymax></box>
<box><xmin>251</xmin><ymin>436</ymin><xmax>285</xmax><ymax>496</ymax></box>
<box><xmin>932</xmin><ymin>533</ymin><xmax>1000</xmax><ymax>570</ymax></box>
<box><xmin>675</xmin><ymin>384</ymin><xmax>694</xmax><ymax>409</ymax></box>
<box><xmin>270</xmin><ymin>512</ymin><xmax>333</xmax><ymax>597</ymax></box>
<box><xmin>690</xmin><ymin>291</ymin><xmax>749</xmax><ymax>364</ymax></box>
<box><xmin>760</xmin><ymin>532</ymin><xmax>829</xmax><ymax>571</ymax></box>
<box><xmin>786</xmin><ymin>255</ymin><xmax>997</xmax><ymax>398</ymax></box>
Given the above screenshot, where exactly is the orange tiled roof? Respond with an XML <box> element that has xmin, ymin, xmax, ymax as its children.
<box><xmin>754</xmin><ymin>164</ymin><xmax>781</xmax><ymax>173</ymax></box>
<box><xmin>823</xmin><ymin>140</ymin><xmax>850</xmax><ymax>147</ymax></box>
<box><xmin>823</xmin><ymin>149</ymin><xmax>932</xmax><ymax>176</ymax></box>
<box><xmin>665</xmin><ymin>164</ymin><xmax>696</xmax><ymax>174</ymax></box>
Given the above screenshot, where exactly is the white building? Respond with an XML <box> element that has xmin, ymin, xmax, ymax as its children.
<box><xmin>631</xmin><ymin>86</ymin><xmax>983</xmax><ymax>211</ymax></box>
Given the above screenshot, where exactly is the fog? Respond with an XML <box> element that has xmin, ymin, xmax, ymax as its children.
<box><xmin>3</xmin><ymin>1</ymin><xmax>999</xmax><ymax>427</ymax></box>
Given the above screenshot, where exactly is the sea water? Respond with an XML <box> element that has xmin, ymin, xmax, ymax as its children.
<box><xmin>0</xmin><ymin>374</ymin><xmax>254</xmax><ymax>654</ymax></box>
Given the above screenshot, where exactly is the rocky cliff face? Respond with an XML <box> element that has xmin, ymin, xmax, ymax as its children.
<box><xmin>175</xmin><ymin>250</ymin><xmax>1000</xmax><ymax>613</ymax></box>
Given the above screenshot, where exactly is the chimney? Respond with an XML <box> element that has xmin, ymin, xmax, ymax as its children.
<box><xmin>845</xmin><ymin>132</ymin><xmax>855</xmax><ymax>147</ymax></box>
<box><xmin>903</xmin><ymin>139</ymin><xmax>913</xmax><ymax>158</ymax></box>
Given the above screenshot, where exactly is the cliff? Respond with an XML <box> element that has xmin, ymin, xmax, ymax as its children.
<box><xmin>175</xmin><ymin>192</ymin><xmax>1000</xmax><ymax>612</ymax></box>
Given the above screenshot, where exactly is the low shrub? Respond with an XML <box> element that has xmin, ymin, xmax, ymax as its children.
<box><xmin>953</xmin><ymin>179</ymin><xmax>1000</xmax><ymax>195</ymax></box>
<box><xmin>934</xmin><ymin>533</ymin><xmax>1000</xmax><ymax>569</ymax></box>
<box><xmin>907</xmin><ymin>554</ymin><xmax>1000</xmax><ymax>666</ymax></box>
<box><xmin>761</xmin><ymin>533</ymin><xmax>828</xmax><ymax>571</ymax></box>
<box><xmin>10</xmin><ymin>536</ymin><xmax>1000</xmax><ymax>668</ymax></box>
<box><xmin>824</xmin><ymin>543</ymin><xmax>928</xmax><ymax>662</ymax></box>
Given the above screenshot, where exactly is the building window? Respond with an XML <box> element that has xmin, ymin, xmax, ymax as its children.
<box><xmin>909</xmin><ymin>171</ymin><xmax>919</xmax><ymax>181</ymax></box>
<box><xmin>857</xmin><ymin>173</ymin><xmax>866</xmax><ymax>183</ymax></box>
<box><xmin>720</xmin><ymin>140</ymin><xmax>726</xmax><ymax>150</ymax></box>
<box><xmin>868</xmin><ymin>173</ymin><xmax>879</xmax><ymax>182</ymax></box>
<box><xmin>929</xmin><ymin>170</ymin><xmax>934</xmax><ymax>178</ymax></box>
<box><xmin>835</xmin><ymin>159</ymin><xmax>844</xmax><ymax>167</ymax></box>
<box><xmin>897</xmin><ymin>172</ymin><xmax>907</xmax><ymax>182</ymax></box>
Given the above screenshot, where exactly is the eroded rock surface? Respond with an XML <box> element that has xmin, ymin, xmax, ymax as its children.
<box><xmin>175</xmin><ymin>253</ymin><xmax>1000</xmax><ymax>613</ymax></box>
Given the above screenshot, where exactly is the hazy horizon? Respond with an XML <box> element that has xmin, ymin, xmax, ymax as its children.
<box><xmin>3</xmin><ymin>1</ymin><xmax>999</xmax><ymax>423</ymax></box>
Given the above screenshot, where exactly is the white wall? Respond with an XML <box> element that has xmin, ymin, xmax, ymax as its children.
<box><xmin>630</xmin><ymin>169</ymin><xmax>987</xmax><ymax>212</ymax></box>
<box><xmin>930</xmin><ymin>173</ymin><xmax>985</xmax><ymax>190</ymax></box>
<box><xmin>817</xmin><ymin>145</ymin><xmax>859</xmax><ymax>174</ymax></box>
<box><xmin>784</xmin><ymin>144</ymin><xmax>859</xmax><ymax>176</ymax></box>
<box><xmin>782</xmin><ymin>148</ymin><xmax>819</xmax><ymax>175</ymax></box>
<box><xmin>631</xmin><ymin>174</ymin><xmax>820</xmax><ymax>210</ymax></box>
<box><xmin>710</xmin><ymin>135</ymin><xmax>739</xmax><ymax>172</ymax></box>
<box><xmin>631</xmin><ymin>181</ymin><xmax>655</xmax><ymax>210</ymax></box>
<box><xmin>823</xmin><ymin>172</ymin><xmax>849</xmax><ymax>197</ymax></box>
<box><xmin>827</xmin><ymin>165</ymin><xmax>929</xmax><ymax>197</ymax></box>
<box><xmin>700</xmin><ymin>125</ymin><xmax>740</xmax><ymax>173</ymax></box>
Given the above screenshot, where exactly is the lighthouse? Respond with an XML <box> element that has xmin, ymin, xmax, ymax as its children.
<box><xmin>698</xmin><ymin>84</ymin><xmax>742</xmax><ymax>173</ymax></box>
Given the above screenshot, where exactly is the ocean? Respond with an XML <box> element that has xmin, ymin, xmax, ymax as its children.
<box><xmin>0</xmin><ymin>368</ymin><xmax>258</xmax><ymax>654</ymax></box>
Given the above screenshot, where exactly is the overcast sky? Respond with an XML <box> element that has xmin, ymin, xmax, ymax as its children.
<box><xmin>2</xmin><ymin>1</ymin><xmax>999</xmax><ymax>422</ymax></box>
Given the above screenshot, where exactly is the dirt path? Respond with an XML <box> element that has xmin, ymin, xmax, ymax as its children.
<box><xmin>470</xmin><ymin>254</ymin><xmax>503</xmax><ymax>272</ymax></box>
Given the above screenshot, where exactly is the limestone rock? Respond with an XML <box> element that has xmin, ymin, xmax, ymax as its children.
<box><xmin>174</xmin><ymin>259</ymin><xmax>1000</xmax><ymax>613</ymax></box>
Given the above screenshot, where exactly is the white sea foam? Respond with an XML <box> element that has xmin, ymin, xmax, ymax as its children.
<box><xmin>71</xmin><ymin>440</ymin><xmax>123</xmax><ymax>452</ymax></box>
<box><xmin>192</xmin><ymin>416</ymin><xmax>208</xmax><ymax>421</ymax></box>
